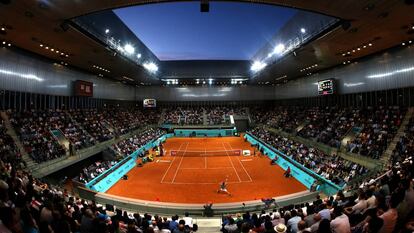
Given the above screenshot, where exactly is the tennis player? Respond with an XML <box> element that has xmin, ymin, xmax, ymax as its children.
<box><xmin>217</xmin><ymin>177</ymin><xmax>231</xmax><ymax>196</ymax></box>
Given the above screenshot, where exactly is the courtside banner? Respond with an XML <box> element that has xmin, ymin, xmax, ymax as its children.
<box><xmin>244</xmin><ymin>133</ymin><xmax>341</xmax><ymax>196</ymax></box>
<box><xmin>243</xmin><ymin>150</ymin><xmax>251</xmax><ymax>156</ymax></box>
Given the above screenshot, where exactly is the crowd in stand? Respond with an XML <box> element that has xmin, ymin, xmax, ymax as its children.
<box><xmin>207</xmin><ymin>107</ymin><xmax>246</xmax><ymax>125</ymax></box>
<box><xmin>0</xmin><ymin>104</ymin><xmax>413</xmax><ymax>233</ymax></box>
<box><xmin>5</xmin><ymin>108</ymin><xmax>164</xmax><ymax>163</ymax></box>
<box><xmin>78</xmin><ymin>160</ymin><xmax>117</xmax><ymax>184</ymax></box>
<box><xmin>70</xmin><ymin>109</ymin><xmax>114</xmax><ymax>144</ymax></box>
<box><xmin>164</xmin><ymin>107</ymin><xmax>205</xmax><ymax>125</ymax></box>
<box><xmin>251</xmin><ymin>107</ymin><xmax>307</xmax><ymax>133</ymax></box>
<box><xmin>42</xmin><ymin>110</ymin><xmax>94</xmax><ymax>151</ymax></box>
<box><xmin>180</xmin><ymin>107</ymin><xmax>204</xmax><ymax>125</ymax></box>
<box><xmin>298</xmin><ymin>107</ymin><xmax>346</xmax><ymax>146</ymax></box>
<box><xmin>163</xmin><ymin>106</ymin><xmax>246</xmax><ymax>125</ymax></box>
<box><xmin>112</xmin><ymin>128</ymin><xmax>166</xmax><ymax>158</ymax></box>
<box><xmin>9</xmin><ymin>110</ymin><xmax>67</xmax><ymax>163</ymax></box>
<box><xmin>163</xmin><ymin>108</ymin><xmax>181</xmax><ymax>125</ymax></box>
<box><xmin>0</xmin><ymin>133</ymin><xmax>413</xmax><ymax>233</ymax></box>
<box><xmin>221</xmin><ymin>159</ymin><xmax>414</xmax><ymax>233</ymax></box>
<box><xmin>253</xmin><ymin>106</ymin><xmax>406</xmax><ymax>160</ymax></box>
<box><xmin>345</xmin><ymin>107</ymin><xmax>405</xmax><ymax>159</ymax></box>
<box><xmin>102</xmin><ymin>108</ymin><xmax>160</xmax><ymax>135</ymax></box>
<box><xmin>0</xmin><ymin>152</ymin><xmax>200</xmax><ymax>233</ymax></box>
<box><xmin>250</xmin><ymin>127</ymin><xmax>368</xmax><ymax>186</ymax></box>
<box><xmin>76</xmin><ymin>128</ymin><xmax>166</xmax><ymax>184</ymax></box>
<box><xmin>315</xmin><ymin>109</ymin><xmax>356</xmax><ymax>149</ymax></box>
<box><xmin>207</xmin><ymin>107</ymin><xmax>227</xmax><ymax>125</ymax></box>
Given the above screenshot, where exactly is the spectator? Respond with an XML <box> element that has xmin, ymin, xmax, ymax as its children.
<box><xmin>317</xmin><ymin>219</ymin><xmax>331</xmax><ymax>233</ymax></box>
<box><xmin>330</xmin><ymin>206</ymin><xmax>350</xmax><ymax>233</ymax></box>
<box><xmin>182</xmin><ymin>212</ymin><xmax>192</xmax><ymax>227</ymax></box>
<box><xmin>286</xmin><ymin>210</ymin><xmax>302</xmax><ymax>233</ymax></box>
<box><xmin>378</xmin><ymin>194</ymin><xmax>399</xmax><ymax>233</ymax></box>
<box><xmin>224</xmin><ymin>217</ymin><xmax>238</xmax><ymax>233</ymax></box>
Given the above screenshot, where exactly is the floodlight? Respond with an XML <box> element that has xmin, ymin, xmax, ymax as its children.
<box><xmin>124</xmin><ymin>44</ymin><xmax>135</xmax><ymax>54</ymax></box>
<box><xmin>105</xmin><ymin>29</ymin><xmax>110</xmax><ymax>34</ymax></box>
<box><xmin>273</xmin><ymin>44</ymin><xmax>285</xmax><ymax>54</ymax></box>
<box><xmin>143</xmin><ymin>62</ymin><xmax>158</xmax><ymax>73</ymax></box>
<box><xmin>250</xmin><ymin>61</ymin><xmax>267</xmax><ymax>72</ymax></box>
<box><xmin>300</xmin><ymin>28</ymin><xmax>306</xmax><ymax>34</ymax></box>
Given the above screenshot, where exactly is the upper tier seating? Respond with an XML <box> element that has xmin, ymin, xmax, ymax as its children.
<box><xmin>70</xmin><ymin>109</ymin><xmax>114</xmax><ymax>143</ymax></box>
<box><xmin>345</xmin><ymin>106</ymin><xmax>405</xmax><ymax>159</ymax></box>
<box><xmin>252</xmin><ymin>106</ymin><xmax>406</xmax><ymax>159</ymax></box>
<box><xmin>9</xmin><ymin>110</ymin><xmax>66</xmax><ymax>163</ymax></box>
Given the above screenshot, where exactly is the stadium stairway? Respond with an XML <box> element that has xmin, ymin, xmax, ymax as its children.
<box><xmin>295</xmin><ymin>119</ymin><xmax>309</xmax><ymax>134</ymax></box>
<box><xmin>380</xmin><ymin>107</ymin><xmax>414</xmax><ymax>165</ymax></box>
<box><xmin>63</xmin><ymin>111</ymin><xmax>96</xmax><ymax>152</ymax></box>
<box><xmin>158</xmin><ymin>108</ymin><xmax>167</xmax><ymax>125</ymax></box>
<box><xmin>0</xmin><ymin>111</ymin><xmax>36</xmax><ymax>171</ymax></box>
<box><xmin>245</xmin><ymin>107</ymin><xmax>252</xmax><ymax>124</ymax></box>
<box><xmin>195</xmin><ymin>218</ymin><xmax>222</xmax><ymax>232</ymax></box>
<box><xmin>67</xmin><ymin>112</ymin><xmax>95</xmax><ymax>141</ymax></box>
<box><xmin>203</xmin><ymin>108</ymin><xmax>208</xmax><ymax>125</ymax></box>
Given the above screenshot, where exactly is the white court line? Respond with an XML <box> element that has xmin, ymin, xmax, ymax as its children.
<box><xmin>161</xmin><ymin>181</ymin><xmax>252</xmax><ymax>185</ymax></box>
<box><xmin>240</xmin><ymin>159</ymin><xmax>252</xmax><ymax>162</ymax></box>
<box><xmin>222</xmin><ymin>142</ymin><xmax>242</xmax><ymax>182</ymax></box>
<box><xmin>157</xmin><ymin>160</ymin><xmax>171</xmax><ymax>163</ymax></box>
<box><xmin>160</xmin><ymin>142</ymin><xmax>184</xmax><ymax>183</ymax></box>
<box><xmin>227</xmin><ymin>142</ymin><xmax>253</xmax><ymax>182</ymax></box>
<box><xmin>180</xmin><ymin>167</ymin><xmax>234</xmax><ymax>170</ymax></box>
<box><xmin>171</xmin><ymin>142</ymin><xmax>189</xmax><ymax>183</ymax></box>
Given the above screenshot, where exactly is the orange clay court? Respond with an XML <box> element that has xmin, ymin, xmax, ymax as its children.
<box><xmin>106</xmin><ymin>136</ymin><xmax>307</xmax><ymax>204</ymax></box>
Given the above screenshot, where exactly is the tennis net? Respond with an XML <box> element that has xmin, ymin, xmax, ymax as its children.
<box><xmin>170</xmin><ymin>149</ymin><xmax>242</xmax><ymax>157</ymax></box>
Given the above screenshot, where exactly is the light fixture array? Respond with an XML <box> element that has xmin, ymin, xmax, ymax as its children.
<box><xmin>401</xmin><ymin>40</ymin><xmax>413</xmax><ymax>46</ymax></box>
<box><xmin>341</xmin><ymin>42</ymin><xmax>373</xmax><ymax>56</ymax></box>
<box><xmin>39</xmin><ymin>43</ymin><xmax>70</xmax><ymax>57</ymax></box>
<box><xmin>300</xmin><ymin>64</ymin><xmax>318</xmax><ymax>72</ymax></box>
<box><xmin>1</xmin><ymin>41</ymin><xmax>11</xmax><ymax>47</ymax></box>
<box><xmin>92</xmin><ymin>65</ymin><xmax>110</xmax><ymax>73</ymax></box>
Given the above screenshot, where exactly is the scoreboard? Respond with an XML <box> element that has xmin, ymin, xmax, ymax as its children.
<box><xmin>74</xmin><ymin>80</ymin><xmax>93</xmax><ymax>97</ymax></box>
<box><xmin>318</xmin><ymin>79</ymin><xmax>334</xmax><ymax>95</ymax></box>
<box><xmin>143</xmin><ymin>99</ymin><xmax>156</xmax><ymax>108</ymax></box>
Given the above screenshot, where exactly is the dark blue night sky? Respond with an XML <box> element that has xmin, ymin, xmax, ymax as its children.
<box><xmin>114</xmin><ymin>2</ymin><xmax>297</xmax><ymax>61</ymax></box>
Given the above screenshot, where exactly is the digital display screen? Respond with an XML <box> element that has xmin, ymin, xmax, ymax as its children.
<box><xmin>74</xmin><ymin>80</ymin><xmax>93</xmax><ymax>97</ymax></box>
<box><xmin>143</xmin><ymin>99</ymin><xmax>156</xmax><ymax>108</ymax></box>
<box><xmin>318</xmin><ymin>79</ymin><xmax>334</xmax><ymax>95</ymax></box>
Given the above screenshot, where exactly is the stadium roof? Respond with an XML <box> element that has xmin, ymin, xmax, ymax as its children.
<box><xmin>1</xmin><ymin>0</ymin><xmax>413</xmax><ymax>85</ymax></box>
<box><xmin>114</xmin><ymin>2</ymin><xmax>298</xmax><ymax>61</ymax></box>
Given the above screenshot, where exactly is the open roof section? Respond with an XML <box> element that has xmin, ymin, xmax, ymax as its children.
<box><xmin>113</xmin><ymin>1</ymin><xmax>301</xmax><ymax>61</ymax></box>
<box><xmin>70</xmin><ymin>1</ymin><xmax>338</xmax><ymax>81</ymax></box>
